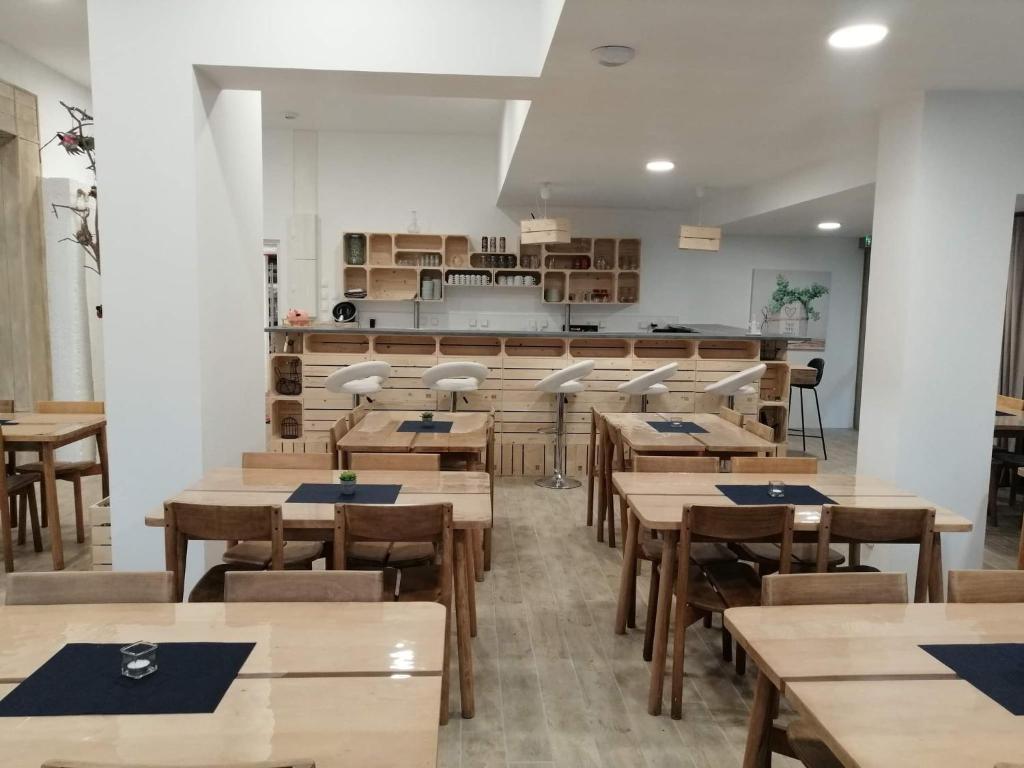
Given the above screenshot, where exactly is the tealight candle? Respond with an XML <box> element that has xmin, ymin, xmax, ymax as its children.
<box><xmin>121</xmin><ymin>641</ymin><xmax>159</xmax><ymax>679</ymax></box>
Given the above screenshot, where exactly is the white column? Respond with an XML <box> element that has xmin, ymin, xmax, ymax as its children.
<box><xmin>858</xmin><ymin>92</ymin><xmax>1024</xmax><ymax>574</ymax></box>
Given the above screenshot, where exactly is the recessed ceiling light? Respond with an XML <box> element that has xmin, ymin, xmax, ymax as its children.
<box><xmin>817</xmin><ymin>221</ymin><xmax>842</xmax><ymax>231</ymax></box>
<box><xmin>646</xmin><ymin>160</ymin><xmax>674</xmax><ymax>172</ymax></box>
<box><xmin>591</xmin><ymin>45</ymin><xmax>636</xmax><ymax>67</ymax></box>
<box><xmin>828</xmin><ymin>23</ymin><xmax>888</xmax><ymax>49</ymax></box>
<box><xmin>283</xmin><ymin>111</ymin><xmax>299</xmax><ymax>120</ymax></box>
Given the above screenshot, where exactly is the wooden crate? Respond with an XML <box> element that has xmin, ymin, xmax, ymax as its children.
<box><xmin>89</xmin><ymin>497</ymin><xmax>112</xmax><ymax>571</ymax></box>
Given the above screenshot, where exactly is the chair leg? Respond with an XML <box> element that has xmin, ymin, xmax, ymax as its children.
<box><xmin>813</xmin><ymin>387</ymin><xmax>827</xmax><ymax>460</ymax></box>
<box><xmin>0</xmin><ymin>491</ymin><xmax>13</xmax><ymax>572</ymax></box>
<box><xmin>73</xmin><ymin>476</ymin><xmax>86</xmax><ymax>544</ymax></box>
<box><xmin>799</xmin><ymin>388</ymin><xmax>807</xmax><ymax>452</ymax></box>
<box><xmin>26</xmin><ymin>488</ymin><xmax>42</xmax><ymax>552</ymax></box>
<box><xmin>722</xmin><ymin>625</ymin><xmax>733</xmax><ymax>662</ymax></box>
<box><xmin>16</xmin><ymin>493</ymin><xmax>26</xmax><ymax>546</ymax></box>
<box><xmin>643</xmin><ymin>563</ymin><xmax>659</xmax><ymax>662</ymax></box>
<box><xmin>440</xmin><ymin>599</ymin><xmax>451</xmax><ymax>725</ymax></box>
<box><xmin>990</xmin><ymin>462</ymin><xmax>1001</xmax><ymax>526</ymax></box>
<box><xmin>736</xmin><ymin>643</ymin><xmax>747</xmax><ymax>676</ymax></box>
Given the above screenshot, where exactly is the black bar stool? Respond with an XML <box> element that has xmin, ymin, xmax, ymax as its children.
<box><xmin>788</xmin><ymin>358</ymin><xmax>827</xmax><ymax>459</ymax></box>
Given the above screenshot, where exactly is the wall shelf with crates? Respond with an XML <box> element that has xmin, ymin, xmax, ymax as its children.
<box><xmin>340</xmin><ymin>232</ymin><xmax>640</xmax><ymax>304</ymax></box>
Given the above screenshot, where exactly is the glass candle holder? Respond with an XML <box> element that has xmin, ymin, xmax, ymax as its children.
<box><xmin>768</xmin><ymin>480</ymin><xmax>786</xmax><ymax>499</ymax></box>
<box><xmin>121</xmin><ymin>641</ymin><xmax>158</xmax><ymax>679</ymax></box>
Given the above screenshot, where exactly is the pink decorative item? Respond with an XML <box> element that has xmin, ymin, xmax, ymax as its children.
<box><xmin>285</xmin><ymin>308</ymin><xmax>311</xmax><ymax>327</ymax></box>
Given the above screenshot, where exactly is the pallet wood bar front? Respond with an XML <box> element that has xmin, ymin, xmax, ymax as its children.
<box><xmin>266</xmin><ymin>327</ymin><xmax>797</xmax><ymax>474</ymax></box>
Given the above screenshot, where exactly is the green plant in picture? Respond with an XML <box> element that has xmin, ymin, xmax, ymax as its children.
<box><xmin>769</xmin><ymin>275</ymin><xmax>830</xmax><ymax>320</ymax></box>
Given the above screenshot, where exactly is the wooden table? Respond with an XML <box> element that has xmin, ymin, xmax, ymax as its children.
<box><xmin>0</xmin><ymin>412</ymin><xmax>109</xmax><ymax>570</ymax></box>
<box><xmin>603</xmin><ymin>411</ymin><xmax>776</xmax><ymax>456</ymax></box>
<box><xmin>785</xmin><ymin>678</ymin><xmax>1024</xmax><ymax>768</ymax></box>
<box><xmin>995</xmin><ymin>396</ymin><xmax>1024</xmax><ymax>436</ymax></box>
<box><xmin>146</xmin><ymin>467</ymin><xmax>490</xmax><ymax>719</ymax></box>
<box><xmin>611</xmin><ymin>472</ymin><xmax>973</xmax><ymax>716</ymax></box>
<box><xmin>338</xmin><ymin>410</ymin><xmax>489</xmax><ymax>466</ymax></box>
<box><xmin>725</xmin><ymin>603</ymin><xmax>1024</xmax><ymax>768</ymax></box>
<box><xmin>0</xmin><ymin>601</ymin><xmax>444</xmax><ymax>767</ymax></box>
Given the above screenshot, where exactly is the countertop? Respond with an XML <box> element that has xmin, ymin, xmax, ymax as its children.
<box><xmin>265</xmin><ymin>323</ymin><xmax>802</xmax><ymax>342</ymax></box>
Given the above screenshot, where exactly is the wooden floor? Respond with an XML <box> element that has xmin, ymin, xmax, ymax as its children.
<box><xmin>2</xmin><ymin>428</ymin><xmax>1020</xmax><ymax>768</ymax></box>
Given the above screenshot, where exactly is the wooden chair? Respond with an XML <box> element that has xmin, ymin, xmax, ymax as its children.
<box><xmin>586</xmin><ymin>407</ymin><xmax>601</xmax><ymax>528</ymax></box>
<box><xmin>667</xmin><ymin>503</ymin><xmax>796</xmax><ymax>718</ymax></box>
<box><xmin>719</xmin><ymin>406</ymin><xmax>744</xmax><ymax>426</ymax></box>
<box><xmin>759</xmin><ymin>572</ymin><xmax>907</xmax><ymax>767</ymax></box>
<box><xmin>164</xmin><ymin>501</ymin><xmax>285</xmax><ymax>602</ymax></box>
<box><xmin>728</xmin><ymin>456</ymin><xmax>842</xmax><ymax>572</ymax></box>
<box><xmin>348</xmin><ymin>402</ymin><xmax>370</xmax><ymax>427</ymax></box>
<box><xmin>6</xmin><ymin>571</ymin><xmax>175</xmax><ymax>605</ymax></box>
<box><xmin>743</xmin><ymin>417</ymin><xmax>775</xmax><ymax>442</ymax></box>
<box><xmin>334</xmin><ymin>502</ymin><xmax>453</xmax><ymax>723</ymax></box>
<box><xmin>817</xmin><ymin>505</ymin><xmax>935</xmax><ymax>602</ymax></box>
<box><xmin>349</xmin><ymin>453</ymin><xmax>440</xmax><ymax>471</ymax></box>
<box><xmin>632</xmin><ymin>455</ymin><xmax>720</xmax><ymax>473</ymax></box>
<box><xmin>602</xmin><ymin>419</ymin><xmax>632</xmax><ymax>548</ymax></box>
<box><xmin>41</xmin><ymin>761</ymin><xmax>316</xmax><ymax>768</ymax></box>
<box><xmin>731</xmin><ymin>456</ymin><xmax>818</xmax><ymax>474</ymax></box>
<box><xmin>328</xmin><ymin>416</ymin><xmax>348</xmax><ymax>469</ymax></box>
<box><xmin>224</xmin><ymin>570</ymin><xmax>385</xmax><ymax>602</ymax></box>
<box><xmin>240</xmin><ymin>452</ymin><xmax>334</xmax><ymax>470</ymax></box>
<box><xmin>948</xmin><ymin>569</ymin><xmax>1024</xmax><ymax>603</ymax></box>
<box><xmin>15</xmin><ymin>400</ymin><xmax>105</xmax><ymax>544</ymax></box>
<box><xmin>0</xmin><ymin>430</ymin><xmax>42</xmax><ymax>571</ymax></box>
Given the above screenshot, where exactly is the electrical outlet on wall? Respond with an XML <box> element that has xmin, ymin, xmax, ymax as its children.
<box><xmin>480</xmin><ymin>318</ymin><xmax>489</xmax><ymax>328</ymax></box>
<box><xmin>469</xmin><ymin>318</ymin><xmax>478</xmax><ymax>328</ymax></box>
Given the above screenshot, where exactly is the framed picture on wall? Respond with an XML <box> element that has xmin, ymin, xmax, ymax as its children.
<box><xmin>750</xmin><ymin>269</ymin><xmax>831</xmax><ymax>351</ymax></box>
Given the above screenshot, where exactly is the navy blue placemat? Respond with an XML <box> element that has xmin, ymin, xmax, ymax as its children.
<box><xmin>0</xmin><ymin>419</ymin><xmax>17</xmax><ymax>425</ymax></box>
<box><xmin>997</xmin><ymin>410</ymin><xmax>1015</xmax><ymax>417</ymax></box>
<box><xmin>397</xmin><ymin>420</ymin><xmax>454</xmax><ymax>433</ymax></box>
<box><xmin>0</xmin><ymin>642</ymin><xmax>254</xmax><ymax>717</ymax></box>
<box><xmin>287</xmin><ymin>482</ymin><xmax>402</xmax><ymax>504</ymax></box>
<box><xmin>647</xmin><ymin>420</ymin><xmax>708</xmax><ymax>434</ymax></box>
<box><xmin>921</xmin><ymin>643</ymin><xmax>1024</xmax><ymax>715</ymax></box>
<box><xmin>716</xmin><ymin>484</ymin><xmax>836</xmax><ymax>505</ymax></box>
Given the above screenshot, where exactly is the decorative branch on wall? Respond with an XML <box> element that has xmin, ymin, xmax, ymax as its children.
<box><xmin>40</xmin><ymin>102</ymin><xmax>100</xmax><ymax>277</ymax></box>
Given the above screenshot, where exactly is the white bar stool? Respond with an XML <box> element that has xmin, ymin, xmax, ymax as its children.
<box><xmin>422</xmin><ymin>361</ymin><xmax>490</xmax><ymax>412</ymax></box>
<box><xmin>617</xmin><ymin>362</ymin><xmax>678</xmax><ymax>412</ymax></box>
<box><xmin>534</xmin><ymin>359</ymin><xmax>596</xmax><ymax>490</ymax></box>
<box><xmin>703</xmin><ymin>363</ymin><xmax>766</xmax><ymax>409</ymax></box>
<box><xmin>325</xmin><ymin>361</ymin><xmax>392</xmax><ymax>406</ymax></box>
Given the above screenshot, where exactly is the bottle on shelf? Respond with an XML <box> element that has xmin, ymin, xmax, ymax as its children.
<box><xmin>481</xmin><ymin>236</ymin><xmax>489</xmax><ymax>253</ymax></box>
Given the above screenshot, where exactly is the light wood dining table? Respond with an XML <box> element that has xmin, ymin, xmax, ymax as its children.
<box><xmin>725</xmin><ymin>602</ymin><xmax>1024</xmax><ymax>768</ymax></box>
<box><xmin>610</xmin><ymin>471</ymin><xmax>973</xmax><ymax>716</ymax></box>
<box><xmin>0</xmin><ymin>601</ymin><xmax>445</xmax><ymax>767</ymax></box>
<box><xmin>145</xmin><ymin>467</ymin><xmax>490</xmax><ymax>719</ymax></box>
<box><xmin>602</xmin><ymin>411</ymin><xmax>777</xmax><ymax>456</ymax></box>
<box><xmin>338</xmin><ymin>410</ymin><xmax>489</xmax><ymax>467</ymax></box>
<box><xmin>0</xmin><ymin>411</ymin><xmax>109</xmax><ymax>570</ymax></box>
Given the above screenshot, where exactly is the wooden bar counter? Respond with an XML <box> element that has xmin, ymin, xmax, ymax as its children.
<box><xmin>265</xmin><ymin>325</ymin><xmax>800</xmax><ymax>475</ymax></box>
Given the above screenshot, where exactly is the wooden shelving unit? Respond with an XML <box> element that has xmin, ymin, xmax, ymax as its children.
<box><xmin>341</xmin><ymin>232</ymin><xmax>640</xmax><ymax>304</ymax></box>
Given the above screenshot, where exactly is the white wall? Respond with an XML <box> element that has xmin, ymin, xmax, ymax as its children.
<box><xmin>264</xmin><ymin>127</ymin><xmax>864</xmax><ymax>427</ymax></box>
<box><xmin>0</xmin><ymin>41</ymin><xmax>92</xmax><ymax>181</ymax></box>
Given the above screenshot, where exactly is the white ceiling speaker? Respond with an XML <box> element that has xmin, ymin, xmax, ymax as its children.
<box><xmin>828</xmin><ymin>23</ymin><xmax>888</xmax><ymax>49</ymax></box>
<box><xmin>591</xmin><ymin>45</ymin><xmax>636</xmax><ymax>67</ymax></box>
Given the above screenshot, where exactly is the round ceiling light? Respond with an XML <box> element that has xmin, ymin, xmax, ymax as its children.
<box><xmin>591</xmin><ymin>45</ymin><xmax>636</xmax><ymax>67</ymax></box>
<box><xmin>828</xmin><ymin>23</ymin><xmax>888</xmax><ymax>49</ymax></box>
<box><xmin>646</xmin><ymin>159</ymin><xmax>675</xmax><ymax>172</ymax></box>
<box><xmin>817</xmin><ymin>221</ymin><xmax>842</xmax><ymax>231</ymax></box>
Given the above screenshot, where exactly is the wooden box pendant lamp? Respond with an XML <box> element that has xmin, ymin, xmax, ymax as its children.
<box><xmin>521</xmin><ymin>182</ymin><xmax>571</xmax><ymax>244</ymax></box>
<box><xmin>678</xmin><ymin>186</ymin><xmax>721</xmax><ymax>251</ymax></box>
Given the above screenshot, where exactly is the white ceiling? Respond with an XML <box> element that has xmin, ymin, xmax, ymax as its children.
<box><xmin>0</xmin><ymin>0</ymin><xmax>89</xmax><ymax>86</ymax></box>
<box><xmin>723</xmin><ymin>184</ymin><xmax>876</xmax><ymax>238</ymax></box>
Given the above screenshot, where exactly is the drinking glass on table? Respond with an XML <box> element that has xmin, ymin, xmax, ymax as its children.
<box><xmin>768</xmin><ymin>480</ymin><xmax>786</xmax><ymax>499</ymax></box>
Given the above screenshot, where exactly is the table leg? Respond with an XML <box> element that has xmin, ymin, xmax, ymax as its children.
<box><xmin>596</xmin><ymin>434</ymin><xmax>607</xmax><ymax>543</ymax></box>
<box><xmin>928</xmin><ymin>532</ymin><xmax>945</xmax><ymax>603</ymax></box>
<box><xmin>0</xmin><ymin>488</ymin><xmax>12</xmax><ymax>572</ymax></box>
<box><xmin>41</xmin><ymin>444</ymin><xmax>64</xmax><ymax>570</ymax></box>
<box><xmin>647</xmin><ymin>529</ymin><xmax>678</xmax><ymax>716</ymax></box>
<box><xmin>454</xmin><ymin>530</ymin><xmax>475</xmax><ymax>718</ymax></box>
<box><xmin>615</xmin><ymin>507</ymin><xmax>639</xmax><ymax>634</ymax></box>
<box><xmin>473</xmin><ymin>529</ymin><xmax>484</xmax><ymax>583</ymax></box>
<box><xmin>96</xmin><ymin>425</ymin><xmax>110</xmax><ymax>498</ymax></box>
<box><xmin>466</xmin><ymin>534</ymin><xmax>478</xmax><ymax>638</ymax></box>
<box><xmin>741</xmin><ymin>671</ymin><xmax>776</xmax><ymax>768</ymax></box>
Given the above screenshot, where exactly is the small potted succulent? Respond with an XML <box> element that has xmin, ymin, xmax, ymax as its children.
<box><xmin>420</xmin><ymin>411</ymin><xmax>435</xmax><ymax>429</ymax></box>
<box><xmin>339</xmin><ymin>470</ymin><xmax>357</xmax><ymax>496</ymax></box>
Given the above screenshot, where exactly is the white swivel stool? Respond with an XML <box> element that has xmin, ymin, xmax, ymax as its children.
<box><xmin>422</xmin><ymin>361</ymin><xmax>490</xmax><ymax>412</ymax></box>
<box><xmin>325</xmin><ymin>361</ymin><xmax>392</xmax><ymax>406</ymax></box>
<box><xmin>703</xmin><ymin>363</ymin><xmax>767</xmax><ymax>409</ymax></box>
<box><xmin>534</xmin><ymin>359</ymin><xmax>596</xmax><ymax>490</ymax></box>
<box><xmin>618</xmin><ymin>362</ymin><xmax>678</xmax><ymax>412</ymax></box>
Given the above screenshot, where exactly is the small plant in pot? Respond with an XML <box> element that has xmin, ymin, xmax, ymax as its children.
<box><xmin>420</xmin><ymin>411</ymin><xmax>435</xmax><ymax>429</ymax></box>
<box><xmin>339</xmin><ymin>470</ymin><xmax>357</xmax><ymax>496</ymax></box>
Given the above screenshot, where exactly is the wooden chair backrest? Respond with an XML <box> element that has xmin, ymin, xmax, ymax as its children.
<box><xmin>817</xmin><ymin>506</ymin><xmax>935</xmax><ymax>602</ymax></box>
<box><xmin>334</xmin><ymin>503</ymin><xmax>453</xmax><ymax>605</ymax></box>
<box><xmin>762</xmin><ymin>572</ymin><xmax>908</xmax><ymax>606</ymax></box>
<box><xmin>731</xmin><ymin>456</ymin><xmax>818</xmax><ymax>474</ymax></box>
<box><xmin>948</xmin><ymin>570</ymin><xmax>1024</xmax><ymax>604</ymax></box>
<box><xmin>241</xmin><ymin>452</ymin><xmax>334</xmax><ymax>470</ymax></box>
<box><xmin>36</xmin><ymin>400</ymin><xmax>105</xmax><ymax>414</ymax></box>
<box><xmin>164</xmin><ymin>502</ymin><xmax>284</xmax><ymax>600</ymax></box>
<box><xmin>41</xmin><ymin>760</ymin><xmax>317</xmax><ymax>768</ymax></box>
<box><xmin>329</xmin><ymin>416</ymin><xmax>350</xmax><ymax>446</ymax></box>
<box><xmin>633</xmin><ymin>455</ymin><xmax>719</xmax><ymax>473</ymax></box>
<box><xmin>348</xmin><ymin>402</ymin><xmax>370</xmax><ymax>427</ymax></box>
<box><xmin>349</xmin><ymin>452</ymin><xmax>440</xmax><ymax>471</ymax></box>
<box><xmin>997</xmin><ymin>394</ymin><xmax>1024</xmax><ymax>412</ymax></box>
<box><xmin>225</xmin><ymin>570</ymin><xmax>385</xmax><ymax>603</ymax></box>
<box><xmin>743</xmin><ymin>419</ymin><xmax>775</xmax><ymax>442</ymax></box>
<box><xmin>0</xmin><ymin>400</ymin><xmax>12</xmax><ymax>412</ymax></box>
<box><xmin>5</xmin><ymin>571</ymin><xmax>175</xmax><ymax>605</ymax></box>
<box><xmin>719</xmin><ymin>407</ymin><xmax>744</xmax><ymax>426</ymax></box>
